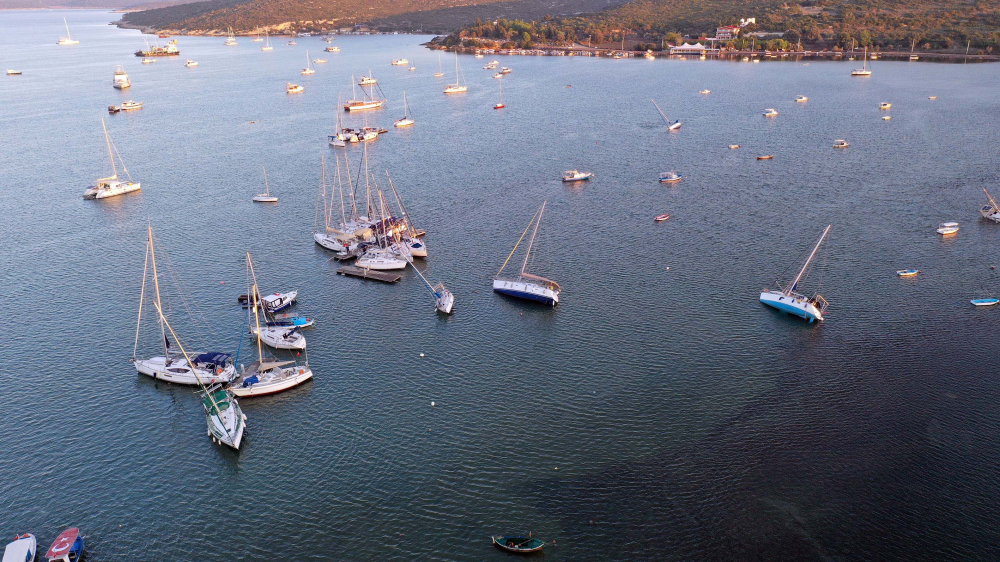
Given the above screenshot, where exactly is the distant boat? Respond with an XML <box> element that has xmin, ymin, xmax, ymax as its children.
<box><xmin>141</xmin><ymin>57</ymin><xmax>155</xmax><ymax>64</ymax></box>
<box><xmin>936</xmin><ymin>222</ymin><xmax>959</xmax><ymax>235</ymax></box>
<box><xmin>253</xmin><ymin>166</ymin><xmax>278</xmax><ymax>202</ymax></box>
<box><xmin>795</xmin><ymin>95</ymin><xmax>808</xmax><ymax>102</ymax></box>
<box><xmin>500</xmin><ymin>66</ymin><xmax>512</xmax><ymax>74</ymax></box>
<box><xmin>3</xmin><ymin>534</ymin><xmax>36</xmax><ymax>562</ymax></box>
<box><xmin>972</xmin><ymin>298</ymin><xmax>999</xmax><ymax>306</ymax></box>
<box><xmin>119</xmin><ymin>100</ymin><xmax>143</xmax><ymax>111</ymax></box>
<box><xmin>434</xmin><ymin>52</ymin><xmax>444</xmax><ymax>77</ymax></box>
<box><xmin>980</xmin><ymin>188</ymin><xmax>1000</xmax><ymax>222</ymax></box>
<box><xmin>493</xmin><ymin>201</ymin><xmax>560</xmax><ymax>305</ymax></box>
<box><xmin>833</xmin><ymin>139</ymin><xmax>849</xmax><ymax>148</ymax></box>
<box><xmin>492</xmin><ymin>536</ymin><xmax>546</xmax><ymax>554</ymax></box>
<box><xmin>659</xmin><ymin>170</ymin><xmax>682</xmax><ymax>183</ymax></box>
<box><xmin>390</xmin><ymin>58</ymin><xmax>408</xmax><ymax>66</ymax></box>
<box><xmin>882</xmin><ymin>116</ymin><xmax>892</xmax><ymax>121</ymax></box>
<box><xmin>286</xmin><ymin>82</ymin><xmax>304</xmax><ymax>93</ymax></box>
<box><xmin>358</xmin><ymin>71</ymin><xmax>377</xmax><ymax>85</ymax></box>
<box><xmin>879</xmin><ymin>102</ymin><xmax>891</xmax><ymax>110</ymax></box>
<box><xmin>654</xmin><ymin>213</ymin><xmax>671</xmax><ymax>222</ymax></box>
<box><xmin>224</xmin><ymin>27</ymin><xmax>238</xmax><ymax>46</ymax></box>
<box><xmin>443</xmin><ymin>53</ymin><xmax>467</xmax><ymax>93</ymax></box>
<box><xmin>184</xmin><ymin>59</ymin><xmax>198</xmax><ymax>67</ymax></box>
<box><xmin>896</xmin><ymin>269</ymin><xmax>919</xmax><ymax>277</ymax></box>
<box><xmin>313</xmin><ymin>58</ymin><xmax>327</xmax><ymax>63</ymax></box>
<box><xmin>253</xmin><ymin>32</ymin><xmax>263</xmax><ymax>42</ymax></box>
<box><xmin>394</xmin><ymin>91</ymin><xmax>415</xmax><ymax>127</ymax></box>
<box><xmin>757</xmin><ymin>154</ymin><xmax>773</xmax><ymax>160</ymax></box>
<box><xmin>494</xmin><ymin>76</ymin><xmax>505</xmax><ymax>109</ymax></box>
<box><xmin>928</xmin><ymin>96</ymin><xmax>937</xmax><ymax>100</ymax></box>
<box><xmin>729</xmin><ymin>144</ymin><xmax>740</xmax><ymax>149</ymax></box>
<box><xmin>301</xmin><ymin>50</ymin><xmax>315</xmax><ymax>74</ymax></box>
<box><xmin>7</xmin><ymin>69</ymin><xmax>22</xmax><ymax>75</ymax></box>
<box><xmin>763</xmin><ymin>108</ymin><xmax>779</xmax><ymax>117</ymax></box>
<box><xmin>699</xmin><ymin>89</ymin><xmax>711</xmax><ymax>94</ymax></box>
<box><xmin>851</xmin><ymin>47</ymin><xmax>872</xmax><ymax>76</ymax></box>
<box><xmin>83</xmin><ymin>119</ymin><xmax>141</xmax><ymax>200</ymax></box>
<box><xmin>286</xmin><ymin>40</ymin><xmax>297</xmax><ymax>46</ymax></box>
<box><xmin>651</xmin><ymin>98</ymin><xmax>681</xmax><ymax>130</ymax></box>
<box><xmin>562</xmin><ymin>170</ymin><xmax>593</xmax><ymax>182</ymax></box>
<box><xmin>324</xmin><ymin>45</ymin><xmax>340</xmax><ymax>52</ymax></box>
<box><xmin>759</xmin><ymin>224</ymin><xmax>831</xmax><ymax>323</ymax></box>
<box><xmin>261</xmin><ymin>32</ymin><xmax>273</xmax><ymax>51</ymax></box>
<box><xmin>58</xmin><ymin>18</ymin><xmax>79</xmax><ymax>45</ymax></box>
<box><xmin>112</xmin><ymin>65</ymin><xmax>131</xmax><ymax>89</ymax></box>
<box><xmin>44</xmin><ymin>527</ymin><xmax>84</xmax><ymax>562</ymax></box>
<box><xmin>345</xmin><ymin>74</ymin><xmax>386</xmax><ymax>110</ymax></box>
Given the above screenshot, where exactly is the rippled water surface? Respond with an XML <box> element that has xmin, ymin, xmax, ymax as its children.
<box><xmin>2</xmin><ymin>10</ymin><xmax>1000</xmax><ymax>561</ymax></box>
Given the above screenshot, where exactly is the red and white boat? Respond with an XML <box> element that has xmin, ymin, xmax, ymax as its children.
<box><xmin>45</xmin><ymin>527</ymin><xmax>84</xmax><ymax>562</ymax></box>
<box><xmin>654</xmin><ymin>213</ymin><xmax>671</xmax><ymax>222</ymax></box>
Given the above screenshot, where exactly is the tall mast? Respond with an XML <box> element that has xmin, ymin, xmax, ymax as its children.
<box><xmin>984</xmin><ymin>188</ymin><xmax>1000</xmax><ymax>212</ymax></box>
<box><xmin>786</xmin><ymin>224</ymin><xmax>831</xmax><ymax>295</ymax></box>
<box><xmin>336</xmin><ymin>154</ymin><xmax>348</xmax><ymax>227</ymax></box>
<box><xmin>262</xmin><ymin>165</ymin><xmax>269</xmax><ymax>196</ymax></box>
<box><xmin>342</xmin><ymin>148</ymin><xmax>358</xmax><ymax>222</ymax></box>
<box><xmin>351</xmin><ymin>74</ymin><xmax>357</xmax><ymax>101</ymax></box>
<box><xmin>133</xmin><ymin>230</ymin><xmax>151</xmax><ymax>360</ymax></box>
<box><xmin>147</xmin><ymin>225</ymin><xmax>168</xmax><ymax>357</ymax></box>
<box><xmin>102</xmin><ymin>119</ymin><xmax>118</xmax><ymax>178</ymax></box>
<box><xmin>385</xmin><ymin>171</ymin><xmax>415</xmax><ymax>237</ymax></box>
<box><xmin>319</xmin><ymin>155</ymin><xmax>329</xmax><ymax>230</ymax></box>
<box><xmin>363</xmin><ymin>141</ymin><xmax>372</xmax><ymax>218</ymax></box>
<box><xmin>64</xmin><ymin>17</ymin><xmax>71</xmax><ymax>39</ymax></box>
<box><xmin>246</xmin><ymin>253</ymin><xmax>264</xmax><ymax>364</ymax></box>
<box><xmin>520</xmin><ymin>201</ymin><xmax>546</xmax><ymax>277</ymax></box>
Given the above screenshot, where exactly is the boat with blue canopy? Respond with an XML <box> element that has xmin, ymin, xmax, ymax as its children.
<box><xmin>759</xmin><ymin>225</ymin><xmax>831</xmax><ymax>323</ymax></box>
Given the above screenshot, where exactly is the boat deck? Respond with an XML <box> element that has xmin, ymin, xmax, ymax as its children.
<box><xmin>337</xmin><ymin>266</ymin><xmax>401</xmax><ymax>283</ymax></box>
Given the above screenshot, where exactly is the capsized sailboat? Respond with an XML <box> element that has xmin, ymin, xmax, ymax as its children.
<box><xmin>759</xmin><ymin>225</ymin><xmax>831</xmax><ymax>322</ymax></box>
<box><xmin>980</xmin><ymin>188</ymin><xmax>1000</xmax><ymax>223</ymax></box>
<box><xmin>132</xmin><ymin>226</ymin><xmax>237</xmax><ymax>386</ymax></box>
<box><xmin>493</xmin><ymin>201</ymin><xmax>560</xmax><ymax>305</ymax></box>
<box><xmin>651</xmin><ymin>98</ymin><xmax>681</xmax><ymax>130</ymax></box>
<box><xmin>83</xmin><ymin>119</ymin><xmax>141</xmax><ymax>200</ymax></box>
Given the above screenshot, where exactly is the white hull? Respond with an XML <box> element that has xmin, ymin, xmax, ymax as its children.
<box><xmin>493</xmin><ymin>278</ymin><xmax>559</xmax><ymax>305</ymax></box>
<box><xmin>231</xmin><ymin>366</ymin><xmax>313</xmax><ymax>397</ymax></box>
<box><xmin>135</xmin><ymin>356</ymin><xmax>235</xmax><ymax>385</ymax></box>
<box><xmin>314</xmin><ymin>231</ymin><xmax>350</xmax><ymax>252</ymax></box>
<box><xmin>252</xmin><ymin>326</ymin><xmax>306</xmax><ymax>350</ymax></box>
<box><xmin>759</xmin><ymin>290</ymin><xmax>824</xmax><ymax>322</ymax></box>
<box><xmin>345</xmin><ymin>101</ymin><xmax>385</xmax><ymax>111</ymax></box>
<box><xmin>394</xmin><ymin>118</ymin><xmax>414</xmax><ymax>127</ymax></box>
<box><xmin>981</xmin><ymin>206</ymin><xmax>1000</xmax><ymax>223</ymax></box>
<box><xmin>204</xmin><ymin>391</ymin><xmax>245</xmax><ymax>449</ymax></box>
<box><xmin>444</xmin><ymin>85</ymin><xmax>467</xmax><ymax>93</ymax></box>
<box><xmin>84</xmin><ymin>181</ymin><xmax>141</xmax><ymax>200</ymax></box>
<box><xmin>253</xmin><ymin>195</ymin><xmax>278</xmax><ymax>202</ymax></box>
<box><xmin>436</xmin><ymin>290</ymin><xmax>454</xmax><ymax>314</ymax></box>
<box><xmin>357</xmin><ymin>249</ymin><xmax>407</xmax><ymax>270</ymax></box>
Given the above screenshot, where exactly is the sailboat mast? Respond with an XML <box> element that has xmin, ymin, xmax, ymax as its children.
<box><xmin>262</xmin><ymin>166</ymin><xmax>270</xmax><ymax>196</ymax></box>
<box><xmin>786</xmin><ymin>224</ymin><xmax>831</xmax><ymax>295</ymax></box>
<box><xmin>246</xmin><ymin>253</ymin><xmax>265</xmax><ymax>364</ymax></box>
<box><xmin>984</xmin><ymin>188</ymin><xmax>1000</xmax><ymax>212</ymax></box>
<box><xmin>102</xmin><ymin>119</ymin><xmax>118</xmax><ymax>178</ymax></box>
<box><xmin>520</xmin><ymin>201</ymin><xmax>546</xmax><ymax>277</ymax></box>
<box><xmin>64</xmin><ymin>17</ymin><xmax>71</xmax><ymax>39</ymax></box>
<box><xmin>133</xmin><ymin>231</ymin><xmax>151</xmax><ymax>360</ymax></box>
<box><xmin>363</xmin><ymin>142</ymin><xmax>372</xmax><ymax>218</ymax></box>
<box><xmin>335</xmin><ymin>154</ymin><xmax>347</xmax><ymax>227</ymax></box>
<box><xmin>319</xmin><ymin>155</ymin><xmax>329</xmax><ymax>230</ymax></box>
<box><xmin>147</xmin><ymin>225</ymin><xmax>168</xmax><ymax>357</ymax></box>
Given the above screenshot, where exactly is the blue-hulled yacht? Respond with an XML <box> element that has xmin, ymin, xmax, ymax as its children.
<box><xmin>759</xmin><ymin>225</ymin><xmax>831</xmax><ymax>322</ymax></box>
<box><xmin>493</xmin><ymin>201</ymin><xmax>561</xmax><ymax>306</ymax></box>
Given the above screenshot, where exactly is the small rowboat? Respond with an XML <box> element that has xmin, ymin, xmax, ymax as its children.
<box><xmin>654</xmin><ymin>213</ymin><xmax>671</xmax><ymax>222</ymax></box>
<box><xmin>972</xmin><ymin>298</ymin><xmax>999</xmax><ymax>306</ymax></box>
<box><xmin>757</xmin><ymin>155</ymin><xmax>773</xmax><ymax>160</ymax></box>
<box><xmin>896</xmin><ymin>269</ymin><xmax>919</xmax><ymax>277</ymax></box>
<box><xmin>492</xmin><ymin>535</ymin><xmax>545</xmax><ymax>554</ymax></box>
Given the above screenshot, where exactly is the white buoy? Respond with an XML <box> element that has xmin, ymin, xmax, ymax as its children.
<box><xmin>420</xmin><ymin>353</ymin><xmax>425</xmax><ymax>357</ymax></box>
<box><xmin>431</xmin><ymin>401</ymin><xmax>436</xmax><ymax>406</ymax></box>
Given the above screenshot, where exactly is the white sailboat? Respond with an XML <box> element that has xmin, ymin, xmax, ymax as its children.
<box><xmin>443</xmin><ymin>52</ymin><xmax>467</xmax><ymax>94</ymax></box>
<box><xmin>132</xmin><ymin>226</ymin><xmax>237</xmax><ymax>386</ymax></box>
<box><xmin>83</xmin><ymin>119</ymin><xmax>141</xmax><ymax>200</ymax></box>
<box><xmin>345</xmin><ymin>74</ymin><xmax>386</xmax><ymax>111</ymax></box>
<box><xmin>394</xmin><ymin>91</ymin><xmax>414</xmax><ymax>127</ymax></box>
<box><xmin>494</xmin><ymin>77</ymin><xmax>505</xmax><ymax>109</ymax></box>
<box><xmin>851</xmin><ymin>46</ymin><xmax>872</xmax><ymax>76</ymax></box>
<box><xmin>261</xmin><ymin>31</ymin><xmax>273</xmax><ymax>51</ymax></box>
<box><xmin>253</xmin><ymin>30</ymin><xmax>263</xmax><ymax>42</ymax></box>
<box><xmin>301</xmin><ymin>50</ymin><xmax>315</xmax><ymax>75</ymax></box>
<box><xmin>245</xmin><ymin>255</ymin><xmax>307</xmax><ymax>350</ymax></box>
<box><xmin>759</xmin><ymin>225</ymin><xmax>831</xmax><ymax>322</ymax></box>
<box><xmin>980</xmin><ymin>188</ymin><xmax>1000</xmax><ymax>223</ymax></box>
<box><xmin>224</xmin><ymin>27</ymin><xmax>238</xmax><ymax>46</ymax></box>
<box><xmin>409</xmin><ymin>260</ymin><xmax>454</xmax><ymax>314</ymax></box>
<box><xmin>493</xmin><ymin>201</ymin><xmax>560</xmax><ymax>306</ymax></box>
<box><xmin>231</xmin><ymin>252</ymin><xmax>314</xmax><ymax>396</ymax></box>
<box><xmin>651</xmin><ymin>98</ymin><xmax>681</xmax><ymax>130</ymax></box>
<box><xmin>384</xmin><ymin>170</ymin><xmax>427</xmax><ymax>258</ymax></box>
<box><xmin>253</xmin><ymin>166</ymin><xmax>278</xmax><ymax>202</ymax></box>
<box><xmin>58</xmin><ymin>18</ymin><xmax>79</xmax><ymax>45</ymax></box>
<box><xmin>434</xmin><ymin>52</ymin><xmax>444</xmax><ymax>77</ymax></box>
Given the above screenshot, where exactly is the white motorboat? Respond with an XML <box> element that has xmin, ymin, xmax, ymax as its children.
<box><xmin>3</xmin><ymin>534</ymin><xmax>36</xmax><ymax>562</ymax></box>
<box><xmin>231</xmin><ymin>359</ymin><xmax>313</xmax><ymax>397</ymax></box>
<box><xmin>358</xmin><ymin>72</ymin><xmax>377</xmax><ymax>85</ymax></box>
<box><xmin>882</xmin><ymin>116</ymin><xmax>892</xmax><ymax>121</ymax></box>
<box><xmin>286</xmin><ymin>40</ymin><xmax>297</xmax><ymax>46</ymax></box>
<box><xmin>112</xmin><ymin>65</ymin><xmax>130</xmax><ymax>89</ymax></box>
<box><xmin>313</xmin><ymin>58</ymin><xmax>327</xmax><ymax>63</ymax></box>
<box><xmin>286</xmin><ymin>82</ymin><xmax>303</xmax><ymax>93</ymax></box>
<box><xmin>391</xmin><ymin>58</ymin><xmax>408</xmax><ymax>65</ymax></box>
<box><xmin>120</xmin><ymin>100</ymin><xmax>143</xmax><ymax>111</ymax></box>
<box><xmin>833</xmin><ymin>139</ymin><xmax>850</xmax><ymax>148</ymax></box>
<box><xmin>980</xmin><ymin>188</ymin><xmax>1000</xmax><ymax>223</ymax></box>
<box><xmin>795</xmin><ymin>95</ymin><xmax>808</xmax><ymax>102</ymax></box>
<box><xmin>500</xmin><ymin>66</ymin><xmax>512</xmax><ymax>74</ymax></box>
<box><xmin>394</xmin><ymin>91</ymin><xmax>414</xmax><ymax>127</ymax></box>
<box><xmin>879</xmin><ymin>102</ymin><xmax>891</xmax><ymax>110</ymax></box>
<box><xmin>659</xmin><ymin>170</ymin><xmax>682</xmax><ymax>183</ymax></box>
<box><xmin>493</xmin><ymin>72</ymin><xmax>503</xmax><ymax>79</ymax></box>
<box><xmin>729</xmin><ymin>144</ymin><xmax>741</xmax><ymax>149</ymax></box>
<box><xmin>185</xmin><ymin>59</ymin><xmax>198</xmax><ymax>67</ymax></box>
<box><xmin>253</xmin><ymin>166</ymin><xmax>278</xmax><ymax>202</ymax></box>
<box><xmin>493</xmin><ymin>201</ymin><xmax>560</xmax><ymax>306</ymax></box>
<box><xmin>83</xmin><ymin>119</ymin><xmax>141</xmax><ymax>200</ymax></box>
<box><xmin>759</xmin><ymin>225</ymin><xmax>831</xmax><ymax>323</ymax></box>
<box><xmin>324</xmin><ymin>46</ymin><xmax>340</xmax><ymax>52</ymax></box>
<box><xmin>301</xmin><ymin>51</ymin><xmax>315</xmax><ymax>75</ymax></box>
<box><xmin>444</xmin><ymin>52</ymin><xmax>467</xmax><ymax>93</ymax></box>
<box><xmin>58</xmin><ymin>18</ymin><xmax>79</xmax><ymax>45</ymax></box>
<box><xmin>141</xmin><ymin>58</ymin><xmax>155</xmax><ymax>64</ymax></box>
<box><xmin>356</xmin><ymin>247</ymin><xmax>407</xmax><ymax>270</ymax></box>
<box><xmin>562</xmin><ymin>170</ymin><xmax>593</xmax><ymax>182</ymax></box>
<box><xmin>851</xmin><ymin>46</ymin><xmax>872</xmax><ymax>76</ymax></box>
<box><xmin>699</xmin><ymin>89</ymin><xmax>711</xmax><ymax>94</ymax></box>
<box><xmin>260</xmin><ymin>290</ymin><xmax>297</xmax><ymax>312</ymax></box>
<box><xmin>763</xmin><ymin>108</ymin><xmax>779</xmax><ymax>117</ymax></box>
<box><xmin>936</xmin><ymin>222</ymin><xmax>959</xmax><ymax>235</ymax></box>
<box><xmin>6</xmin><ymin>69</ymin><xmax>22</xmax><ymax>75</ymax></box>
<box><xmin>224</xmin><ymin>27</ymin><xmax>238</xmax><ymax>46</ymax></box>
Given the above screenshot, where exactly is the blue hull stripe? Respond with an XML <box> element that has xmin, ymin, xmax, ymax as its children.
<box><xmin>760</xmin><ymin>298</ymin><xmax>818</xmax><ymax>322</ymax></box>
<box><xmin>494</xmin><ymin>288</ymin><xmax>555</xmax><ymax>306</ymax></box>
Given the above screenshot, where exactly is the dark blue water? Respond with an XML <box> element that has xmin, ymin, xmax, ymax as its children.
<box><xmin>2</xmin><ymin>9</ymin><xmax>1000</xmax><ymax>560</ymax></box>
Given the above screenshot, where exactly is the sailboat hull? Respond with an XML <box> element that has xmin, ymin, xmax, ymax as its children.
<box><xmin>231</xmin><ymin>366</ymin><xmax>313</xmax><ymax>397</ymax></box>
<box><xmin>493</xmin><ymin>279</ymin><xmax>559</xmax><ymax>306</ymax></box>
<box><xmin>204</xmin><ymin>390</ymin><xmax>245</xmax><ymax>449</ymax></box>
<box><xmin>759</xmin><ymin>290</ymin><xmax>823</xmax><ymax>322</ymax></box>
<box><xmin>135</xmin><ymin>356</ymin><xmax>236</xmax><ymax>385</ymax></box>
<box><xmin>252</xmin><ymin>326</ymin><xmax>307</xmax><ymax>350</ymax></box>
<box><xmin>84</xmin><ymin>181</ymin><xmax>141</xmax><ymax>200</ymax></box>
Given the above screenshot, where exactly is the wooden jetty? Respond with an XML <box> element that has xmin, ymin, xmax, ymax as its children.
<box><xmin>337</xmin><ymin>266</ymin><xmax>401</xmax><ymax>283</ymax></box>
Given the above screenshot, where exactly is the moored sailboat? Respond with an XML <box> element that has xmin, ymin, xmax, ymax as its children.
<box><xmin>57</xmin><ymin>18</ymin><xmax>79</xmax><ymax>45</ymax></box>
<box><xmin>443</xmin><ymin>52</ymin><xmax>467</xmax><ymax>93</ymax></box>
<box><xmin>651</xmin><ymin>98</ymin><xmax>681</xmax><ymax>130</ymax></box>
<box><xmin>493</xmin><ymin>201</ymin><xmax>560</xmax><ymax>305</ymax></box>
<box><xmin>759</xmin><ymin>224</ymin><xmax>831</xmax><ymax>322</ymax></box>
<box><xmin>980</xmin><ymin>188</ymin><xmax>1000</xmax><ymax>222</ymax></box>
<box><xmin>253</xmin><ymin>166</ymin><xmax>278</xmax><ymax>202</ymax></box>
<box><xmin>394</xmin><ymin>91</ymin><xmax>414</xmax><ymax>127</ymax></box>
<box><xmin>83</xmin><ymin>119</ymin><xmax>141</xmax><ymax>200</ymax></box>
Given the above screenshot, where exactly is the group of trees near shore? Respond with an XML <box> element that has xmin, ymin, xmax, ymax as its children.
<box><xmin>440</xmin><ymin>0</ymin><xmax>1000</xmax><ymax>54</ymax></box>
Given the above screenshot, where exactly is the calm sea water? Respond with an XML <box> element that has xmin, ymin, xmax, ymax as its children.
<box><xmin>2</xmin><ymin>9</ymin><xmax>1000</xmax><ymax>561</ymax></box>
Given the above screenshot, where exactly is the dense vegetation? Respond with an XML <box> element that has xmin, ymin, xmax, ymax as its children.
<box><xmin>440</xmin><ymin>0</ymin><xmax>1000</xmax><ymax>53</ymax></box>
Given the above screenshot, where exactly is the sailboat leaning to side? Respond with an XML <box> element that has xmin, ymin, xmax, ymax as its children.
<box><xmin>759</xmin><ymin>225</ymin><xmax>831</xmax><ymax>323</ymax></box>
<box><xmin>980</xmin><ymin>188</ymin><xmax>1000</xmax><ymax>223</ymax></box>
<box><xmin>651</xmin><ymin>98</ymin><xmax>681</xmax><ymax>131</ymax></box>
<box><xmin>493</xmin><ymin>201</ymin><xmax>561</xmax><ymax>306</ymax></box>
<box><xmin>245</xmin><ymin>254</ymin><xmax>307</xmax><ymax>350</ymax></box>
<box><xmin>84</xmin><ymin>119</ymin><xmax>141</xmax><ymax>200</ymax></box>
<box><xmin>132</xmin><ymin>226</ymin><xmax>237</xmax><ymax>386</ymax></box>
